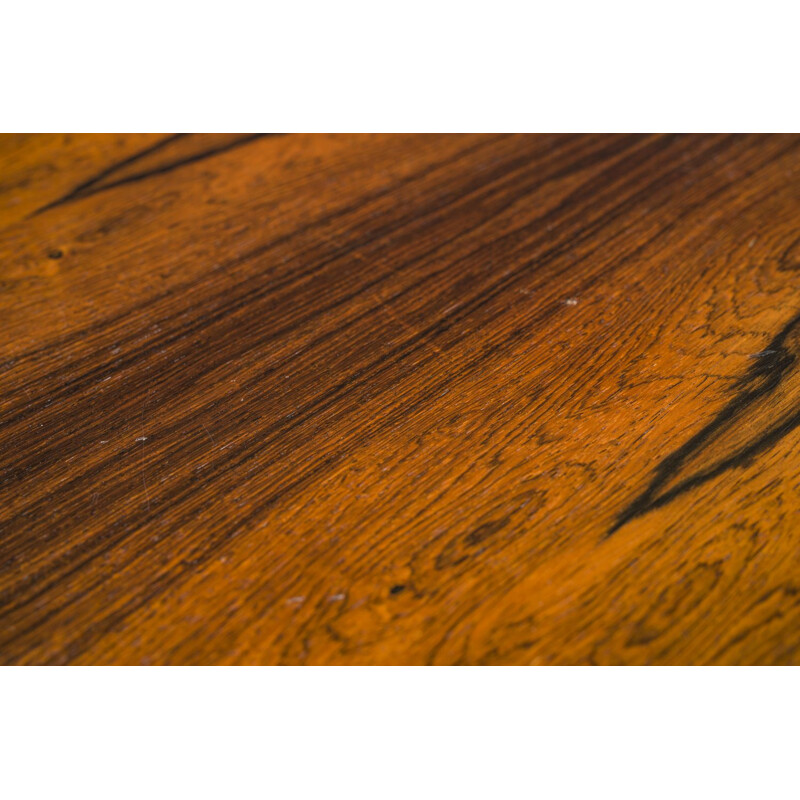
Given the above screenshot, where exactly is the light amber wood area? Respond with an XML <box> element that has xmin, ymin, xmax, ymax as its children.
<box><xmin>1</xmin><ymin>133</ymin><xmax>799</xmax><ymax>664</ymax></box>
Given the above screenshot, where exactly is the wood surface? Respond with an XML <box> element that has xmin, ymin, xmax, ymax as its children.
<box><xmin>1</xmin><ymin>133</ymin><xmax>799</xmax><ymax>665</ymax></box>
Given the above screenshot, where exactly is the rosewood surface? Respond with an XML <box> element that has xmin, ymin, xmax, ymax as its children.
<box><xmin>1</xmin><ymin>133</ymin><xmax>799</xmax><ymax>664</ymax></box>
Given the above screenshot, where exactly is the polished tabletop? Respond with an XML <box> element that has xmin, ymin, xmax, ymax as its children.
<box><xmin>1</xmin><ymin>133</ymin><xmax>798</xmax><ymax>664</ymax></box>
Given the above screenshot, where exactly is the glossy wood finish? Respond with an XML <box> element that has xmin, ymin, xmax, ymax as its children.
<box><xmin>1</xmin><ymin>133</ymin><xmax>799</xmax><ymax>665</ymax></box>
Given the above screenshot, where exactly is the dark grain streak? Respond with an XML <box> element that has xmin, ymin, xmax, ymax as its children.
<box><xmin>609</xmin><ymin>311</ymin><xmax>800</xmax><ymax>536</ymax></box>
<box><xmin>31</xmin><ymin>133</ymin><xmax>275</xmax><ymax>215</ymax></box>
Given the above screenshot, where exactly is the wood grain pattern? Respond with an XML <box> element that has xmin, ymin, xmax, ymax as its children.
<box><xmin>1</xmin><ymin>133</ymin><xmax>799</xmax><ymax>665</ymax></box>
